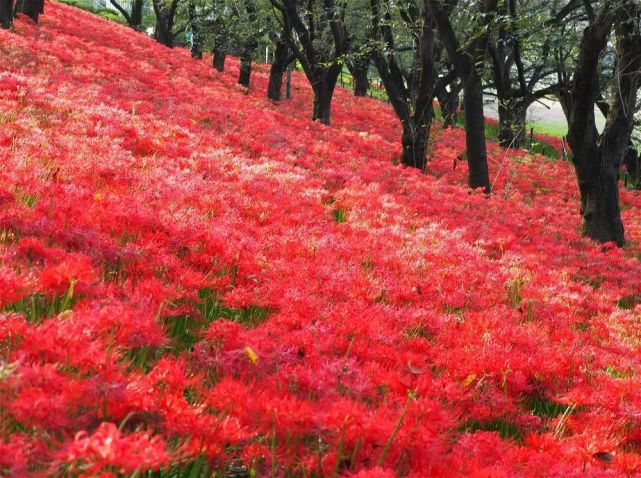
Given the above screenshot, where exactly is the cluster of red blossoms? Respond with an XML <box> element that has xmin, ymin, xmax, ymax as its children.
<box><xmin>3</xmin><ymin>3</ymin><xmax>641</xmax><ymax>477</ymax></box>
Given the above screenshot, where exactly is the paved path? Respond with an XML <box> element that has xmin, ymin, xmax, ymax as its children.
<box><xmin>484</xmin><ymin>97</ymin><xmax>606</xmax><ymax>135</ymax></box>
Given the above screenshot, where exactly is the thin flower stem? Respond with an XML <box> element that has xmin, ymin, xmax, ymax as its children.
<box><xmin>376</xmin><ymin>395</ymin><xmax>412</xmax><ymax>467</ymax></box>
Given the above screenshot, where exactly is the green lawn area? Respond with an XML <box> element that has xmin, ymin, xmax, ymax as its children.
<box><xmin>528</xmin><ymin>119</ymin><xmax>568</xmax><ymax>138</ymax></box>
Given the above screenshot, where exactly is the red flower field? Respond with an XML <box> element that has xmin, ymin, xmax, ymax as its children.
<box><xmin>3</xmin><ymin>3</ymin><xmax>641</xmax><ymax>476</ymax></box>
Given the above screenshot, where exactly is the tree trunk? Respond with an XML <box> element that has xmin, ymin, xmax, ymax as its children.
<box><xmin>312</xmin><ymin>79</ymin><xmax>335</xmax><ymax>125</ymax></box>
<box><xmin>286</xmin><ymin>67</ymin><xmax>293</xmax><ymax>99</ymax></box>
<box><xmin>14</xmin><ymin>0</ymin><xmax>43</xmax><ymax>23</ymax></box>
<box><xmin>212</xmin><ymin>49</ymin><xmax>226</xmax><ymax>72</ymax></box>
<box><xmin>1</xmin><ymin>0</ymin><xmax>12</xmax><ymax>28</ymax></box>
<box><xmin>154</xmin><ymin>19</ymin><xmax>173</xmax><ymax>47</ymax></box>
<box><xmin>152</xmin><ymin>0</ymin><xmax>177</xmax><ymax>48</ymax></box>
<box><xmin>564</xmin><ymin>1</ymin><xmax>641</xmax><ymax>247</ymax></box>
<box><xmin>574</xmin><ymin>148</ymin><xmax>624</xmax><ymax>245</ymax></box>
<box><xmin>191</xmin><ymin>41</ymin><xmax>203</xmax><ymax>60</ymax></box>
<box><xmin>463</xmin><ymin>75</ymin><xmax>490</xmax><ymax>191</ymax></box>
<box><xmin>436</xmin><ymin>81</ymin><xmax>459</xmax><ymax>127</ymax></box>
<box><xmin>237</xmin><ymin>0</ymin><xmax>258</xmax><ymax>87</ymax></box>
<box><xmin>130</xmin><ymin>0</ymin><xmax>143</xmax><ymax>29</ymax></box>
<box><xmin>352</xmin><ymin>62</ymin><xmax>369</xmax><ymax>97</ymax></box>
<box><xmin>268</xmin><ymin>40</ymin><xmax>290</xmax><ymax>100</ymax></box>
<box><xmin>211</xmin><ymin>0</ymin><xmax>226</xmax><ymax>72</ymax></box>
<box><xmin>623</xmin><ymin>147</ymin><xmax>640</xmax><ymax>188</ymax></box>
<box><xmin>428</xmin><ymin>0</ymin><xmax>496</xmax><ymax>192</ymax></box>
<box><xmin>275</xmin><ymin>0</ymin><xmax>349</xmax><ymax>127</ymax></box>
<box><xmin>238</xmin><ymin>53</ymin><xmax>252</xmax><ymax>87</ymax></box>
<box><xmin>268</xmin><ymin>64</ymin><xmax>285</xmax><ymax>100</ymax></box>
<box><xmin>401</xmin><ymin>118</ymin><xmax>430</xmax><ymax>170</ymax></box>
<box><xmin>498</xmin><ymin>98</ymin><xmax>527</xmax><ymax>148</ymax></box>
<box><xmin>188</xmin><ymin>0</ymin><xmax>202</xmax><ymax>59</ymax></box>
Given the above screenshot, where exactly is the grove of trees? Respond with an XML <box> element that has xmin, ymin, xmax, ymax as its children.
<box><xmin>3</xmin><ymin>0</ymin><xmax>641</xmax><ymax>246</ymax></box>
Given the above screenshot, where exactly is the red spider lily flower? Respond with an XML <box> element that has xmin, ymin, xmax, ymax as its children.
<box><xmin>39</xmin><ymin>253</ymin><xmax>96</xmax><ymax>294</ymax></box>
<box><xmin>0</xmin><ymin>267</ymin><xmax>26</xmax><ymax>308</ymax></box>
<box><xmin>55</xmin><ymin>422</ymin><xmax>169</xmax><ymax>474</ymax></box>
<box><xmin>3</xmin><ymin>3</ymin><xmax>641</xmax><ymax>475</ymax></box>
<box><xmin>350</xmin><ymin>467</ymin><xmax>396</xmax><ymax>478</ymax></box>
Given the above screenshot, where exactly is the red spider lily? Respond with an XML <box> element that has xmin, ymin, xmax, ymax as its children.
<box><xmin>55</xmin><ymin>422</ymin><xmax>169</xmax><ymax>474</ymax></box>
<box><xmin>2</xmin><ymin>2</ymin><xmax>641</xmax><ymax>476</ymax></box>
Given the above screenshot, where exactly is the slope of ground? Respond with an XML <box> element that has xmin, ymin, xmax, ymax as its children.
<box><xmin>2</xmin><ymin>3</ymin><xmax>641</xmax><ymax>477</ymax></box>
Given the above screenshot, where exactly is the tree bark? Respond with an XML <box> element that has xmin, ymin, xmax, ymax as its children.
<box><xmin>463</xmin><ymin>75</ymin><xmax>491</xmax><ymax>190</ymax></box>
<box><xmin>623</xmin><ymin>147</ymin><xmax>640</xmax><ymax>188</ymax></box>
<box><xmin>1</xmin><ymin>0</ymin><xmax>12</xmax><ymax>28</ymax></box>
<box><xmin>436</xmin><ymin>77</ymin><xmax>460</xmax><ymax>127</ymax></box>
<box><xmin>369</xmin><ymin>0</ymin><xmax>436</xmax><ymax>171</ymax></box>
<box><xmin>237</xmin><ymin>0</ymin><xmax>258</xmax><ymax>87</ymax></box>
<box><xmin>130</xmin><ymin>0</ymin><xmax>143</xmax><ymax>29</ymax></box>
<box><xmin>487</xmin><ymin>0</ymin><xmax>531</xmax><ymax>149</ymax></box>
<box><xmin>286</xmin><ymin>66</ymin><xmax>293</xmax><ymax>99</ymax></box>
<box><xmin>497</xmin><ymin>98</ymin><xmax>527</xmax><ymax>147</ymax></box>
<box><xmin>14</xmin><ymin>0</ymin><xmax>43</xmax><ymax>23</ymax></box>
<box><xmin>439</xmin><ymin>90</ymin><xmax>458</xmax><ymax>126</ymax></box>
<box><xmin>353</xmin><ymin>68</ymin><xmax>368</xmax><ymax>97</ymax></box>
<box><xmin>349</xmin><ymin>59</ymin><xmax>369</xmax><ymax>97</ymax></box>
<box><xmin>268</xmin><ymin>38</ymin><xmax>293</xmax><ymax>100</ymax></box>
<box><xmin>154</xmin><ymin>19</ymin><xmax>173</xmax><ymax>47</ymax></box>
<box><xmin>309</xmin><ymin>65</ymin><xmax>342</xmax><ymax>125</ymax></box>
<box><xmin>152</xmin><ymin>0</ymin><xmax>178</xmax><ymax>47</ymax></box>
<box><xmin>212</xmin><ymin>0</ymin><xmax>226</xmax><ymax>72</ymax></box>
<box><xmin>401</xmin><ymin>118</ymin><xmax>430</xmax><ymax>170</ymax></box>
<box><xmin>564</xmin><ymin>1</ymin><xmax>641</xmax><ymax>246</ymax></box>
<box><xmin>429</xmin><ymin>0</ymin><xmax>496</xmax><ymax>192</ymax></box>
<box><xmin>189</xmin><ymin>0</ymin><xmax>202</xmax><ymax>59</ymax></box>
<box><xmin>312</xmin><ymin>77</ymin><xmax>336</xmax><ymax>125</ymax></box>
<box><xmin>270</xmin><ymin>0</ymin><xmax>350</xmax><ymax>126</ymax></box>
<box><xmin>268</xmin><ymin>65</ymin><xmax>285</xmax><ymax>101</ymax></box>
<box><xmin>109</xmin><ymin>0</ymin><xmax>143</xmax><ymax>29</ymax></box>
<box><xmin>575</xmin><ymin>146</ymin><xmax>624</xmax><ymax>245</ymax></box>
<box><xmin>212</xmin><ymin>49</ymin><xmax>226</xmax><ymax>72</ymax></box>
<box><xmin>238</xmin><ymin>53</ymin><xmax>252</xmax><ymax>87</ymax></box>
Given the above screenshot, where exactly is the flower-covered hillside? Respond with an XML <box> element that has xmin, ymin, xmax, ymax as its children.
<box><xmin>2</xmin><ymin>3</ymin><xmax>641</xmax><ymax>477</ymax></box>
